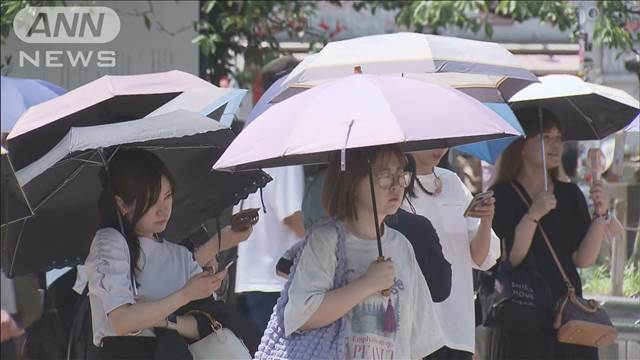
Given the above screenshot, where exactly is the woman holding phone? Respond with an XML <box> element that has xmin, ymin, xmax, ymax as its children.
<box><xmin>402</xmin><ymin>149</ymin><xmax>500</xmax><ymax>360</ymax></box>
<box><xmin>486</xmin><ymin>108</ymin><xmax>607</xmax><ymax>359</ymax></box>
<box><xmin>84</xmin><ymin>148</ymin><xmax>253</xmax><ymax>359</ymax></box>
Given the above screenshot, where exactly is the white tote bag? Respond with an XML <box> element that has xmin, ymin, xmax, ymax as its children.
<box><xmin>187</xmin><ymin>310</ymin><xmax>251</xmax><ymax>360</ymax></box>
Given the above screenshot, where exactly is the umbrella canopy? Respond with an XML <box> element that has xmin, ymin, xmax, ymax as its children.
<box><xmin>275</xmin><ymin>71</ymin><xmax>528</xmax><ymax>104</ymax></box>
<box><xmin>146</xmin><ymin>86</ymin><xmax>246</xmax><ymax>126</ymax></box>
<box><xmin>454</xmin><ymin>102</ymin><xmax>524</xmax><ymax>163</ymax></box>
<box><xmin>264</xmin><ymin>72</ymin><xmax>525</xmax><ymax>164</ymax></box>
<box><xmin>509</xmin><ymin>74</ymin><xmax>640</xmax><ymax>140</ymax></box>
<box><xmin>279</xmin><ymin>32</ymin><xmax>537</xmax><ymax>95</ymax></box>
<box><xmin>215</xmin><ymin>73</ymin><xmax>519</xmax><ymax>259</ymax></box>
<box><xmin>214</xmin><ymin>74</ymin><xmax>520</xmax><ymax>172</ymax></box>
<box><xmin>1</xmin><ymin>76</ymin><xmax>66</xmax><ymax>132</ymax></box>
<box><xmin>3</xmin><ymin>110</ymin><xmax>271</xmax><ymax>276</ymax></box>
<box><xmin>624</xmin><ymin>115</ymin><xmax>639</xmax><ymax>133</ymax></box>
<box><xmin>6</xmin><ymin>70</ymin><xmax>242</xmax><ymax>171</ymax></box>
<box><xmin>1</xmin><ymin>146</ymin><xmax>32</xmax><ymax>227</ymax></box>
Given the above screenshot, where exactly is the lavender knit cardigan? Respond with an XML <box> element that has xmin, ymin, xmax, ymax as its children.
<box><xmin>254</xmin><ymin>219</ymin><xmax>349</xmax><ymax>360</ymax></box>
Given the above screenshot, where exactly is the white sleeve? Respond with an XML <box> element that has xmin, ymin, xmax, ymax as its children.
<box><xmin>283</xmin><ymin>226</ymin><xmax>337</xmax><ymax>336</ymax></box>
<box><xmin>85</xmin><ymin>228</ymin><xmax>136</xmax><ymax>314</ymax></box>
<box><xmin>408</xmin><ymin>245</ymin><xmax>436</xmax><ymax>359</ymax></box>
<box><xmin>269</xmin><ymin>166</ymin><xmax>304</xmax><ymax>222</ymax></box>
<box><xmin>460</xmin><ymin>179</ymin><xmax>500</xmax><ymax>270</ymax></box>
<box><xmin>474</xmin><ymin>229</ymin><xmax>500</xmax><ymax>270</ymax></box>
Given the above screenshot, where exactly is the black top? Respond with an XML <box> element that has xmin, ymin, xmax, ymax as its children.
<box><xmin>385</xmin><ymin>208</ymin><xmax>452</xmax><ymax>303</ymax></box>
<box><xmin>490</xmin><ymin>179</ymin><xmax>591</xmax><ymax>300</ymax></box>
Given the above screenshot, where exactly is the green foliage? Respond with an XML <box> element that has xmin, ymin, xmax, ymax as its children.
<box><xmin>195</xmin><ymin>0</ymin><xmax>330</xmax><ymax>86</ymax></box>
<box><xmin>623</xmin><ymin>260</ymin><xmax>640</xmax><ymax>297</ymax></box>
<box><xmin>351</xmin><ymin>1</ymin><xmax>639</xmax><ymax>54</ymax></box>
<box><xmin>0</xmin><ymin>0</ymin><xmax>62</xmax><ymax>43</ymax></box>
<box><xmin>580</xmin><ymin>261</ymin><xmax>640</xmax><ymax>297</ymax></box>
<box><xmin>594</xmin><ymin>1</ymin><xmax>640</xmax><ymax>56</ymax></box>
<box><xmin>581</xmin><ymin>263</ymin><xmax>612</xmax><ymax>295</ymax></box>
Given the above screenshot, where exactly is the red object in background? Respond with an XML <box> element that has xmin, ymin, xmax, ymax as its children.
<box><xmin>219</xmin><ymin>75</ymin><xmax>231</xmax><ymax>88</ymax></box>
<box><xmin>253</xmin><ymin>71</ymin><xmax>264</xmax><ymax>104</ymax></box>
<box><xmin>330</xmin><ymin>20</ymin><xmax>344</xmax><ymax>38</ymax></box>
<box><xmin>585</xmin><ymin>172</ymin><xmax>592</xmax><ymax>184</ymax></box>
<box><xmin>626</xmin><ymin>20</ymin><xmax>640</xmax><ymax>33</ymax></box>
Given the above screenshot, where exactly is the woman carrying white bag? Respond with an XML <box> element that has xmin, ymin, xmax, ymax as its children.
<box><xmin>85</xmin><ymin>149</ymin><xmax>253</xmax><ymax>360</ymax></box>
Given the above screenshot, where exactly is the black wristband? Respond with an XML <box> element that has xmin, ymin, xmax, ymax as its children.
<box><xmin>192</xmin><ymin>312</ymin><xmax>214</xmax><ymax>339</ymax></box>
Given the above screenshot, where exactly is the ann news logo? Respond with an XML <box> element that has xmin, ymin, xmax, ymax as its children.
<box><xmin>13</xmin><ymin>7</ymin><xmax>120</xmax><ymax>68</ymax></box>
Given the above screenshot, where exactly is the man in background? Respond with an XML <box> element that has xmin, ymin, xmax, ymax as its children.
<box><xmin>234</xmin><ymin>56</ymin><xmax>305</xmax><ymax>335</ymax></box>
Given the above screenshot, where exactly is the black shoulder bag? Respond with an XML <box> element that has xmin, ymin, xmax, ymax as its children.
<box><xmin>477</xmin><ymin>184</ymin><xmax>551</xmax><ymax>333</ymax></box>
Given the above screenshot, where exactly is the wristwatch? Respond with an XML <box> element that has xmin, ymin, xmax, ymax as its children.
<box><xmin>166</xmin><ymin>314</ymin><xmax>178</xmax><ymax>331</ymax></box>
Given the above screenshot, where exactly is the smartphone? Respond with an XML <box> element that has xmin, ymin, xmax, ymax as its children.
<box><xmin>463</xmin><ymin>190</ymin><xmax>494</xmax><ymax>217</ymax></box>
<box><xmin>216</xmin><ymin>259</ymin><xmax>236</xmax><ymax>274</ymax></box>
<box><xmin>215</xmin><ymin>254</ymin><xmax>238</xmax><ymax>274</ymax></box>
<box><xmin>202</xmin><ymin>254</ymin><xmax>238</xmax><ymax>275</ymax></box>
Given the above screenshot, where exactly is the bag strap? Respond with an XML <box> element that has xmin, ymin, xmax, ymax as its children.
<box><xmin>186</xmin><ymin>309</ymin><xmax>223</xmax><ymax>332</ymax></box>
<box><xmin>510</xmin><ymin>182</ymin><xmax>574</xmax><ymax>292</ymax></box>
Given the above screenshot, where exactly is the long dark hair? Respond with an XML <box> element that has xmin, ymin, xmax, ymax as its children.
<box><xmin>494</xmin><ymin>106</ymin><xmax>562</xmax><ymax>186</ymax></box>
<box><xmin>97</xmin><ymin>148</ymin><xmax>176</xmax><ymax>281</ymax></box>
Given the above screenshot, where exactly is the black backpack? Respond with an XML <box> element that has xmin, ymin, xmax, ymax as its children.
<box><xmin>22</xmin><ymin>267</ymin><xmax>99</xmax><ymax>360</ymax></box>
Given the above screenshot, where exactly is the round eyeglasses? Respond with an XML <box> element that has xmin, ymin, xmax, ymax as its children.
<box><xmin>376</xmin><ymin>171</ymin><xmax>413</xmax><ymax>190</ymax></box>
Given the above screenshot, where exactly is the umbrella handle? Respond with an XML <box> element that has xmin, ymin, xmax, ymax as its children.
<box><xmin>377</xmin><ymin>256</ymin><xmax>391</xmax><ymax>297</ymax></box>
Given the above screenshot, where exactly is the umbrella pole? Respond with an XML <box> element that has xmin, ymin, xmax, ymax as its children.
<box><xmin>538</xmin><ymin>104</ymin><xmax>549</xmax><ymax>192</ymax></box>
<box><xmin>2</xmin><ymin>179</ymin><xmax>7</xmax><ymax>256</ymax></box>
<box><xmin>368</xmin><ymin>157</ymin><xmax>391</xmax><ymax>297</ymax></box>
<box><xmin>97</xmin><ymin>149</ymin><xmax>126</xmax><ymax>235</ymax></box>
<box><xmin>367</xmin><ymin>158</ymin><xmax>383</xmax><ymax>258</ymax></box>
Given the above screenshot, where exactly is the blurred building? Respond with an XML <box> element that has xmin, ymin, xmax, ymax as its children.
<box><xmin>1</xmin><ymin>1</ymin><xmax>199</xmax><ymax>90</ymax></box>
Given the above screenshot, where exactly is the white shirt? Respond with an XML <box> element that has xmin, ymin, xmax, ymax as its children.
<box><xmin>284</xmin><ymin>223</ymin><xmax>440</xmax><ymax>359</ymax></box>
<box><xmin>234</xmin><ymin>166</ymin><xmax>304</xmax><ymax>293</ymax></box>
<box><xmin>401</xmin><ymin>167</ymin><xmax>500</xmax><ymax>353</ymax></box>
<box><xmin>85</xmin><ymin>228</ymin><xmax>201</xmax><ymax>346</ymax></box>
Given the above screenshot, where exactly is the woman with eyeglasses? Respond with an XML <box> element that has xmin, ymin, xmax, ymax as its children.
<box><xmin>257</xmin><ymin>145</ymin><xmax>439</xmax><ymax>359</ymax></box>
<box><xmin>402</xmin><ymin>149</ymin><xmax>500</xmax><ymax>360</ymax></box>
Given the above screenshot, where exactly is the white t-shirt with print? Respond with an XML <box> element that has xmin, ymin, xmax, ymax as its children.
<box><xmin>284</xmin><ymin>223</ymin><xmax>441</xmax><ymax>360</ymax></box>
<box><xmin>234</xmin><ymin>166</ymin><xmax>304</xmax><ymax>293</ymax></box>
<box><xmin>85</xmin><ymin>228</ymin><xmax>201</xmax><ymax>346</ymax></box>
<box><xmin>402</xmin><ymin>167</ymin><xmax>500</xmax><ymax>353</ymax></box>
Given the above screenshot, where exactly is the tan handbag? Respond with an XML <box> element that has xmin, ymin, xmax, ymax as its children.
<box><xmin>511</xmin><ymin>183</ymin><xmax>618</xmax><ymax>348</ymax></box>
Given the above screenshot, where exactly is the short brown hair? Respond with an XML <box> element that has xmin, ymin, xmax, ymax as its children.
<box><xmin>322</xmin><ymin>145</ymin><xmax>405</xmax><ymax>221</ymax></box>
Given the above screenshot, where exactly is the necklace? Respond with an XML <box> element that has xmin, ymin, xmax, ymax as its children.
<box><xmin>415</xmin><ymin>169</ymin><xmax>443</xmax><ymax>196</ymax></box>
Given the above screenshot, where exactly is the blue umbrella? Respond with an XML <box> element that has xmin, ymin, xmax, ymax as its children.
<box><xmin>1</xmin><ymin>76</ymin><xmax>66</xmax><ymax>132</ymax></box>
<box><xmin>453</xmin><ymin>102</ymin><xmax>525</xmax><ymax>163</ymax></box>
